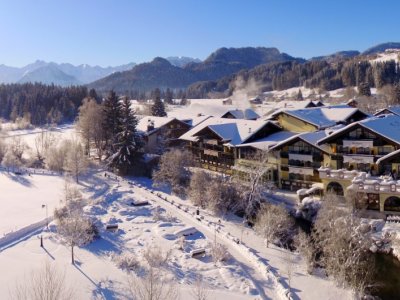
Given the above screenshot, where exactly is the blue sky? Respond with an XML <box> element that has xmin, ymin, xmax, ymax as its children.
<box><xmin>0</xmin><ymin>0</ymin><xmax>399</xmax><ymax>67</ymax></box>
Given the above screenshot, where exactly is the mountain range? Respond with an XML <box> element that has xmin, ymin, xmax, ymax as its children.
<box><xmin>0</xmin><ymin>42</ymin><xmax>399</xmax><ymax>92</ymax></box>
<box><xmin>88</xmin><ymin>47</ymin><xmax>302</xmax><ymax>93</ymax></box>
<box><xmin>0</xmin><ymin>60</ymin><xmax>136</xmax><ymax>86</ymax></box>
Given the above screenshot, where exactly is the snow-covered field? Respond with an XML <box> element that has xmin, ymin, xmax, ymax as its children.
<box><xmin>1</xmin><ymin>123</ymin><xmax>76</xmax><ymax>151</ymax></box>
<box><xmin>0</xmin><ymin>172</ymin><xmax>64</xmax><ymax>236</ymax></box>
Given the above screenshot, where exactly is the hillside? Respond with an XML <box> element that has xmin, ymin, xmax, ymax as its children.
<box><xmin>88</xmin><ymin>47</ymin><xmax>301</xmax><ymax>93</ymax></box>
<box><xmin>362</xmin><ymin>42</ymin><xmax>400</xmax><ymax>55</ymax></box>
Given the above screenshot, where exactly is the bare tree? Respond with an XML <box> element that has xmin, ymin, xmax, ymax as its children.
<box><xmin>294</xmin><ymin>231</ymin><xmax>315</xmax><ymax>274</ymax></box>
<box><xmin>2</xmin><ymin>149</ymin><xmax>21</xmax><ymax>172</ymax></box>
<box><xmin>76</xmin><ymin>97</ymin><xmax>104</xmax><ymax>158</ymax></box>
<box><xmin>153</xmin><ymin>149</ymin><xmax>193</xmax><ymax>196</ymax></box>
<box><xmin>57</xmin><ymin>209</ymin><xmax>95</xmax><ymax>264</ymax></box>
<box><xmin>127</xmin><ymin>245</ymin><xmax>179</xmax><ymax>300</ymax></box>
<box><xmin>313</xmin><ymin>194</ymin><xmax>375</xmax><ymax>297</ymax></box>
<box><xmin>45</xmin><ymin>139</ymin><xmax>71</xmax><ymax>173</ymax></box>
<box><xmin>189</xmin><ymin>170</ymin><xmax>213</xmax><ymax>208</ymax></box>
<box><xmin>34</xmin><ymin>130</ymin><xmax>56</xmax><ymax>166</ymax></box>
<box><xmin>284</xmin><ymin>250</ymin><xmax>296</xmax><ymax>292</ymax></box>
<box><xmin>8</xmin><ymin>136</ymin><xmax>27</xmax><ymax>162</ymax></box>
<box><xmin>0</xmin><ymin>138</ymin><xmax>7</xmax><ymax>163</ymax></box>
<box><xmin>254</xmin><ymin>203</ymin><xmax>294</xmax><ymax>248</ymax></box>
<box><xmin>10</xmin><ymin>261</ymin><xmax>74</xmax><ymax>300</ymax></box>
<box><xmin>64</xmin><ymin>138</ymin><xmax>88</xmax><ymax>183</ymax></box>
<box><xmin>233</xmin><ymin>151</ymin><xmax>275</xmax><ymax>220</ymax></box>
<box><xmin>190</xmin><ymin>274</ymin><xmax>211</xmax><ymax>300</ymax></box>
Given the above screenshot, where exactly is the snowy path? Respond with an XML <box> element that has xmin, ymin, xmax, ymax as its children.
<box><xmin>130</xmin><ymin>184</ymin><xmax>281</xmax><ymax>300</ymax></box>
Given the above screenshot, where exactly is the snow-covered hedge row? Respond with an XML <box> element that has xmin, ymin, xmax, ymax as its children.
<box><xmin>0</xmin><ymin>217</ymin><xmax>51</xmax><ymax>251</ymax></box>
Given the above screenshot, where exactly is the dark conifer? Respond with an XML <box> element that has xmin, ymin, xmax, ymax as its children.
<box><xmin>108</xmin><ymin>96</ymin><xmax>143</xmax><ymax>175</ymax></box>
<box><xmin>151</xmin><ymin>88</ymin><xmax>167</xmax><ymax>117</ymax></box>
<box><xmin>102</xmin><ymin>90</ymin><xmax>122</xmax><ymax>155</ymax></box>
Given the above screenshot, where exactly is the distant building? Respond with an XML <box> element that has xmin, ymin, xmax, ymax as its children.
<box><xmin>220</xmin><ymin>108</ymin><xmax>260</xmax><ymax>120</ymax></box>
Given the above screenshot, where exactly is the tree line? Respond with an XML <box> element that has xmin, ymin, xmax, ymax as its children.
<box><xmin>0</xmin><ymin>83</ymin><xmax>92</xmax><ymax>125</ymax></box>
<box><xmin>185</xmin><ymin>58</ymin><xmax>400</xmax><ymax>99</ymax></box>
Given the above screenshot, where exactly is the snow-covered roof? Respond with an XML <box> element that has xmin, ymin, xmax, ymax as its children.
<box><xmin>236</xmin><ymin>131</ymin><xmax>296</xmax><ymax>151</ymax></box>
<box><xmin>179</xmin><ymin>117</ymin><xmax>280</xmax><ymax>147</ymax></box>
<box><xmin>374</xmin><ymin>106</ymin><xmax>400</xmax><ymax>117</ymax></box>
<box><xmin>137</xmin><ymin>116</ymin><xmax>176</xmax><ymax>135</ymax></box>
<box><xmin>318</xmin><ymin>114</ymin><xmax>400</xmax><ymax>146</ymax></box>
<box><xmin>376</xmin><ymin>149</ymin><xmax>400</xmax><ymax>165</ymax></box>
<box><xmin>270</xmin><ymin>106</ymin><xmax>365</xmax><ymax>129</ymax></box>
<box><xmin>270</xmin><ymin>130</ymin><xmax>331</xmax><ymax>153</ymax></box>
<box><xmin>221</xmin><ymin>109</ymin><xmax>260</xmax><ymax>120</ymax></box>
<box><xmin>272</xmin><ymin>100</ymin><xmax>315</xmax><ymax>110</ymax></box>
<box><xmin>181</xmin><ymin>115</ymin><xmax>212</xmax><ymax>127</ymax></box>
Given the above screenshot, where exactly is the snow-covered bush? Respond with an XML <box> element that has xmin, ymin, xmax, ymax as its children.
<box><xmin>295</xmin><ymin>197</ymin><xmax>321</xmax><ymax>222</ymax></box>
<box><xmin>143</xmin><ymin>245</ymin><xmax>171</xmax><ymax>269</ymax></box>
<box><xmin>112</xmin><ymin>253</ymin><xmax>139</xmax><ymax>271</ymax></box>
<box><xmin>210</xmin><ymin>242</ymin><xmax>230</xmax><ymax>264</ymax></box>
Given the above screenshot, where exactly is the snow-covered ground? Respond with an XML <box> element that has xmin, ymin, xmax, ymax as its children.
<box><xmin>0</xmin><ymin>172</ymin><xmax>64</xmax><ymax>236</ymax></box>
<box><xmin>1</xmin><ymin>124</ymin><xmax>76</xmax><ymax>151</ymax></box>
<box><xmin>371</xmin><ymin>49</ymin><xmax>400</xmax><ymax>63</ymax></box>
<box><xmin>0</xmin><ymin>168</ymin><xmax>354</xmax><ymax>299</ymax></box>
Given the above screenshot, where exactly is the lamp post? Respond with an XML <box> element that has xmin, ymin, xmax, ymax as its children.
<box><xmin>42</xmin><ymin>204</ymin><xmax>48</xmax><ymax>229</ymax></box>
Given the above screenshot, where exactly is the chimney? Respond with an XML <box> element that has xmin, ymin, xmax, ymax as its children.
<box><xmin>147</xmin><ymin>119</ymin><xmax>155</xmax><ymax>132</ymax></box>
<box><xmin>248</xmin><ymin>127</ymin><xmax>252</xmax><ymax>134</ymax></box>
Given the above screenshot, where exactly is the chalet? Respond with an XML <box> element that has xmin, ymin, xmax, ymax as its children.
<box><xmin>137</xmin><ymin>116</ymin><xmax>191</xmax><ymax>154</ymax></box>
<box><xmin>316</xmin><ymin>114</ymin><xmax>400</xmax><ymax>213</ymax></box>
<box><xmin>234</xmin><ymin>131</ymin><xmax>296</xmax><ymax>182</ymax></box>
<box><xmin>267</xmin><ymin>106</ymin><xmax>368</xmax><ymax>133</ymax></box>
<box><xmin>374</xmin><ymin>106</ymin><xmax>400</xmax><ymax>117</ymax></box>
<box><xmin>269</xmin><ymin>131</ymin><xmax>330</xmax><ymax>190</ymax></box>
<box><xmin>179</xmin><ymin>117</ymin><xmax>282</xmax><ymax>174</ymax></box>
<box><xmin>220</xmin><ymin>109</ymin><xmax>260</xmax><ymax>120</ymax></box>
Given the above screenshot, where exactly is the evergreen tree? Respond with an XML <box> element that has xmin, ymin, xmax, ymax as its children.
<box><xmin>165</xmin><ymin>88</ymin><xmax>174</xmax><ymax>104</ymax></box>
<box><xmin>391</xmin><ymin>83</ymin><xmax>400</xmax><ymax>104</ymax></box>
<box><xmin>109</xmin><ymin>97</ymin><xmax>143</xmax><ymax>175</ymax></box>
<box><xmin>102</xmin><ymin>90</ymin><xmax>122</xmax><ymax>156</ymax></box>
<box><xmin>358</xmin><ymin>82</ymin><xmax>371</xmax><ymax>97</ymax></box>
<box><xmin>151</xmin><ymin>88</ymin><xmax>167</xmax><ymax>117</ymax></box>
<box><xmin>296</xmin><ymin>89</ymin><xmax>303</xmax><ymax>100</ymax></box>
<box><xmin>180</xmin><ymin>92</ymin><xmax>187</xmax><ymax>105</ymax></box>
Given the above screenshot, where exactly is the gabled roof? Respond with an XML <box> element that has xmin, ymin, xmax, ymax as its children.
<box><xmin>221</xmin><ymin>108</ymin><xmax>260</xmax><ymax>120</ymax></box>
<box><xmin>137</xmin><ymin>116</ymin><xmax>188</xmax><ymax>135</ymax></box>
<box><xmin>317</xmin><ymin>114</ymin><xmax>400</xmax><ymax>146</ymax></box>
<box><xmin>376</xmin><ymin>149</ymin><xmax>400</xmax><ymax>165</ymax></box>
<box><xmin>270</xmin><ymin>130</ymin><xmax>331</xmax><ymax>153</ymax></box>
<box><xmin>179</xmin><ymin>117</ymin><xmax>280</xmax><ymax>147</ymax></box>
<box><xmin>374</xmin><ymin>106</ymin><xmax>400</xmax><ymax>117</ymax></box>
<box><xmin>237</xmin><ymin>131</ymin><xmax>296</xmax><ymax>151</ymax></box>
<box><xmin>268</xmin><ymin>106</ymin><xmax>367</xmax><ymax>129</ymax></box>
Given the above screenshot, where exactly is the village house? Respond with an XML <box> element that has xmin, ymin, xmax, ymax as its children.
<box><xmin>179</xmin><ymin>117</ymin><xmax>282</xmax><ymax>174</ymax></box>
<box><xmin>316</xmin><ymin>114</ymin><xmax>400</xmax><ymax>214</ymax></box>
<box><xmin>267</xmin><ymin>105</ymin><xmax>368</xmax><ymax>132</ymax></box>
<box><xmin>220</xmin><ymin>108</ymin><xmax>260</xmax><ymax>120</ymax></box>
<box><xmin>374</xmin><ymin>105</ymin><xmax>400</xmax><ymax>117</ymax></box>
<box><xmin>137</xmin><ymin>116</ymin><xmax>192</xmax><ymax>154</ymax></box>
<box><xmin>269</xmin><ymin>131</ymin><xmax>330</xmax><ymax>190</ymax></box>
